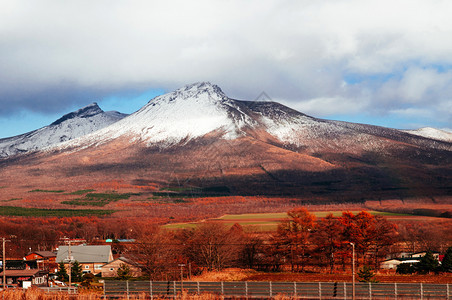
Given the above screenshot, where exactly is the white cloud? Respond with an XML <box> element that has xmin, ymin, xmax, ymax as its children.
<box><xmin>281</xmin><ymin>96</ymin><xmax>367</xmax><ymax>117</ymax></box>
<box><xmin>0</xmin><ymin>0</ymin><xmax>451</xmax><ymax>130</ymax></box>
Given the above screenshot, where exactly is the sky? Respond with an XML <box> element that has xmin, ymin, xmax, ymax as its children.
<box><xmin>1</xmin><ymin>0</ymin><xmax>452</xmax><ymax>138</ymax></box>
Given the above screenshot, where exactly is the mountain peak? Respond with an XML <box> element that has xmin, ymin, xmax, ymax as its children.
<box><xmin>164</xmin><ymin>82</ymin><xmax>228</xmax><ymax>103</ymax></box>
<box><xmin>0</xmin><ymin>102</ymin><xmax>126</xmax><ymax>158</ymax></box>
<box><xmin>51</xmin><ymin>103</ymin><xmax>103</xmax><ymax>126</ymax></box>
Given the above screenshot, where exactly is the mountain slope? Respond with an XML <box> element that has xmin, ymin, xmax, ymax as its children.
<box><xmin>403</xmin><ymin>127</ymin><xmax>452</xmax><ymax>142</ymax></box>
<box><xmin>0</xmin><ymin>82</ymin><xmax>450</xmax><ymax>207</ymax></box>
<box><xmin>0</xmin><ymin>103</ymin><xmax>127</xmax><ymax>158</ymax></box>
<box><xmin>57</xmin><ymin>83</ymin><xmax>451</xmax><ymax>158</ymax></box>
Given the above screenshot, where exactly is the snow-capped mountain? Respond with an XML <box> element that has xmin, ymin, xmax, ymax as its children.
<box><xmin>403</xmin><ymin>127</ymin><xmax>452</xmax><ymax>142</ymax></box>
<box><xmin>1</xmin><ymin>82</ymin><xmax>451</xmax><ymax>204</ymax></box>
<box><xmin>59</xmin><ymin>82</ymin><xmax>450</xmax><ymax>155</ymax></box>
<box><xmin>59</xmin><ymin>82</ymin><xmax>256</xmax><ymax>148</ymax></box>
<box><xmin>0</xmin><ymin>103</ymin><xmax>127</xmax><ymax>157</ymax></box>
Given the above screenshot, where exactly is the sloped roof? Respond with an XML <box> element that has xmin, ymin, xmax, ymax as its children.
<box><xmin>56</xmin><ymin>245</ymin><xmax>112</xmax><ymax>263</ymax></box>
<box><xmin>102</xmin><ymin>257</ymin><xmax>143</xmax><ymax>268</ymax></box>
<box><xmin>27</xmin><ymin>251</ymin><xmax>56</xmax><ymax>258</ymax></box>
<box><xmin>0</xmin><ymin>269</ymin><xmax>47</xmax><ymax>277</ymax></box>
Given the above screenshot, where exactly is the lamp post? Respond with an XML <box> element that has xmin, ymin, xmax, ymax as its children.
<box><xmin>350</xmin><ymin>242</ymin><xmax>355</xmax><ymax>300</ymax></box>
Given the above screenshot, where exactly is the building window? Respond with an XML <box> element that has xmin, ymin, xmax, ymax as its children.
<box><xmin>85</xmin><ymin>265</ymin><xmax>90</xmax><ymax>269</ymax></box>
<box><xmin>34</xmin><ymin>277</ymin><xmax>44</xmax><ymax>284</ymax></box>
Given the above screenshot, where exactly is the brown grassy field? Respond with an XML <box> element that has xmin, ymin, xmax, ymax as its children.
<box><xmin>191</xmin><ymin>268</ymin><xmax>452</xmax><ymax>284</ymax></box>
<box><xmin>0</xmin><ymin>288</ymin><xmax>221</xmax><ymax>300</ymax></box>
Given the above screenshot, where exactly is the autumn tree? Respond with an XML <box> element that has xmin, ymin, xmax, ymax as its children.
<box><xmin>370</xmin><ymin>216</ymin><xmax>398</xmax><ymax>268</ymax></box>
<box><xmin>134</xmin><ymin>226</ymin><xmax>180</xmax><ymax>280</ymax></box>
<box><xmin>312</xmin><ymin>213</ymin><xmax>343</xmax><ymax>273</ymax></box>
<box><xmin>274</xmin><ymin>207</ymin><xmax>316</xmax><ymax>271</ymax></box>
<box><xmin>338</xmin><ymin>211</ymin><xmax>398</xmax><ymax>268</ymax></box>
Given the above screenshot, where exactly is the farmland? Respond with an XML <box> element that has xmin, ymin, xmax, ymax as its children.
<box><xmin>164</xmin><ymin>210</ymin><xmax>420</xmax><ymax>230</ymax></box>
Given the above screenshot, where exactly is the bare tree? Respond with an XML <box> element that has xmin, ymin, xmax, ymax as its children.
<box><xmin>183</xmin><ymin>222</ymin><xmax>244</xmax><ymax>271</ymax></box>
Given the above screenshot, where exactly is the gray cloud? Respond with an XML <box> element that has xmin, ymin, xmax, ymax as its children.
<box><xmin>1</xmin><ymin>0</ymin><xmax>451</xmax><ymax>129</ymax></box>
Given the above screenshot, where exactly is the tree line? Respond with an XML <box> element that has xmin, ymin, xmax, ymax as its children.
<box><xmin>122</xmin><ymin>208</ymin><xmax>452</xmax><ymax>280</ymax></box>
<box><xmin>127</xmin><ymin>208</ymin><xmax>403</xmax><ymax>279</ymax></box>
<box><xmin>1</xmin><ymin>208</ymin><xmax>451</xmax><ymax>279</ymax></box>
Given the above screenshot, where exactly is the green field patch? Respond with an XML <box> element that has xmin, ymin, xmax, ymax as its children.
<box><xmin>29</xmin><ymin>189</ymin><xmax>65</xmax><ymax>193</ymax></box>
<box><xmin>62</xmin><ymin>192</ymin><xmax>141</xmax><ymax>207</ymax></box>
<box><xmin>154</xmin><ymin>185</ymin><xmax>231</xmax><ymax>198</ymax></box>
<box><xmin>133</xmin><ymin>197</ymin><xmax>189</xmax><ymax>204</ymax></box>
<box><xmin>0</xmin><ymin>206</ymin><xmax>114</xmax><ymax>217</ymax></box>
<box><xmin>164</xmin><ymin>223</ymin><xmax>198</xmax><ymax>229</ymax></box>
<box><xmin>1</xmin><ymin>198</ymin><xmax>22</xmax><ymax>202</ymax></box>
<box><xmin>65</xmin><ymin>189</ymin><xmax>96</xmax><ymax>195</ymax></box>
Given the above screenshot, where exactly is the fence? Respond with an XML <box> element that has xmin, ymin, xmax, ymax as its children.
<box><xmin>104</xmin><ymin>281</ymin><xmax>451</xmax><ymax>299</ymax></box>
<box><xmin>39</xmin><ymin>286</ymin><xmax>78</xmax><ymax>294</ymax></box>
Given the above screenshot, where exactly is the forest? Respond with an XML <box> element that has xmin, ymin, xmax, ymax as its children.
<box><xmin>1</xmin><ymin>207</ymin><xmax>451</xmax><ymax>280</ymax></box>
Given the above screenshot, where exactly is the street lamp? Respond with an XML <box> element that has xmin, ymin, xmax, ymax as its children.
<box><xmin>350</xmin><ymin>242</ymin><xmax>355</xmax><ymax>300</ymax></box>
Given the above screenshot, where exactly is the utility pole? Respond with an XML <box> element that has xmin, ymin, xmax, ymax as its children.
<box><xmin>2</xmin><ymin>238</ymin><xmax>5</xmax><ymax>291</ymax></box>
<box><xmin>66</xmin><ymin>240</ymin><xmax>72</xmax><ymax>289</ymax></box>
<box><xmin>351</xmin><ymin>242</ymin><xmax>355</xmax><ymax>300</ymax></box>
<box><xmin>178</xmin><ymin>264</ymin><xmax>185</xmax><ymax>292</ymax></box>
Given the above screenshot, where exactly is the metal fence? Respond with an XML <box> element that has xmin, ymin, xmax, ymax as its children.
<box><xmin>104</xmin><ymin>280</ymin><xmax>451</xmax><ymax>299</ymax></box>
<box><xmin>39</xmin><ymin>286</ymin><xmax>78</xmax><ymax>294</ymax></box>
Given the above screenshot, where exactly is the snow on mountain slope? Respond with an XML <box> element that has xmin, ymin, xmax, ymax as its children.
<box><xmin>61</xmin><ymin>82</ymin><xmax>258</xmax><ymax>149</ymax></box>
<box><xmin>0</xmin><ymin>103</ymin><xmax>126</xmax><ymax>157</ymax></box>
<box><xmin>403</xmin><ymin>127</ymin><xmax>452</xmax><ymax>142</ymax></box>
<box><xmin>56</xmin><ymin>82</ymin><xmax>451</xmax><ymax>155</ymax></box>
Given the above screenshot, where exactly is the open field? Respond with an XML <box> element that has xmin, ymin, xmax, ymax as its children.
<box><xmin>163</xmin><ymin>210</ymin><xmax>425</xmax><ymax>230</ymax></box>
<box><xmin>191</xmin><ymin>268</ymin><xmax>452</xmax><ymax>284</ymax></box>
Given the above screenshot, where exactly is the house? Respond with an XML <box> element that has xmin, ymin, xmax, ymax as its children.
<box><xmin>380</xmin><ymin>259</ymin><xmax>403</xmax><ymax>270</ymax></box>
<box><xmin>411</xmin><ymin>252</ymin><xmax>440</xmax><ymax>260</ymax></box>
<box><xmin>56</xmin><ymin>245</ymin><xmax>113</xmax><ymax>275</ymax></box>
<box><xmin>0</xmin><ymin>269</ymin><xmax>48</xmax><ymax>287</ymax></box>
<box><xmin>3</xmin><ymin>259</ymin><xmax>37</xmax><ymax>270</ymax></box>
<box><xmin>24</xmin><ymin>251</ymin><xmax>56</xmax><ymax>263</ymax></box>
<box><xmin>24</xmin><ymin>251</ymin><xmax>57</xmax><ymax>271</ymax></box>
<box><xmin>380</xmin><ymin>258</ymin><xmax>420</xmax><ymax>270</ymax></box>
<box><xmin>101</xmin><ymin>257</ymin><xmax>143</xmax><ymax>278</ymax></box>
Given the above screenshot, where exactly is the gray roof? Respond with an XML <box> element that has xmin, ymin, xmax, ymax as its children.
<box><xmin>56</xmin><ymin>245</ymin><xmax>112</xmax><ymax>263</ymax></box>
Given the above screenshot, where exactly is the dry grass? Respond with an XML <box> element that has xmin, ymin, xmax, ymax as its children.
<box><xmin>190</xmin><ymin>268</ymin><xmax>257</xmax><ymax>281</ymax></box>
<box><xmin>0</xmin><ymin>288</ymin><xmax>267</xmax><ymax>300</ymax></box>
<box><xmin>1</xmin><ymin>288</ymin><xmax>100</xmax><ymax>300</ymax></box>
